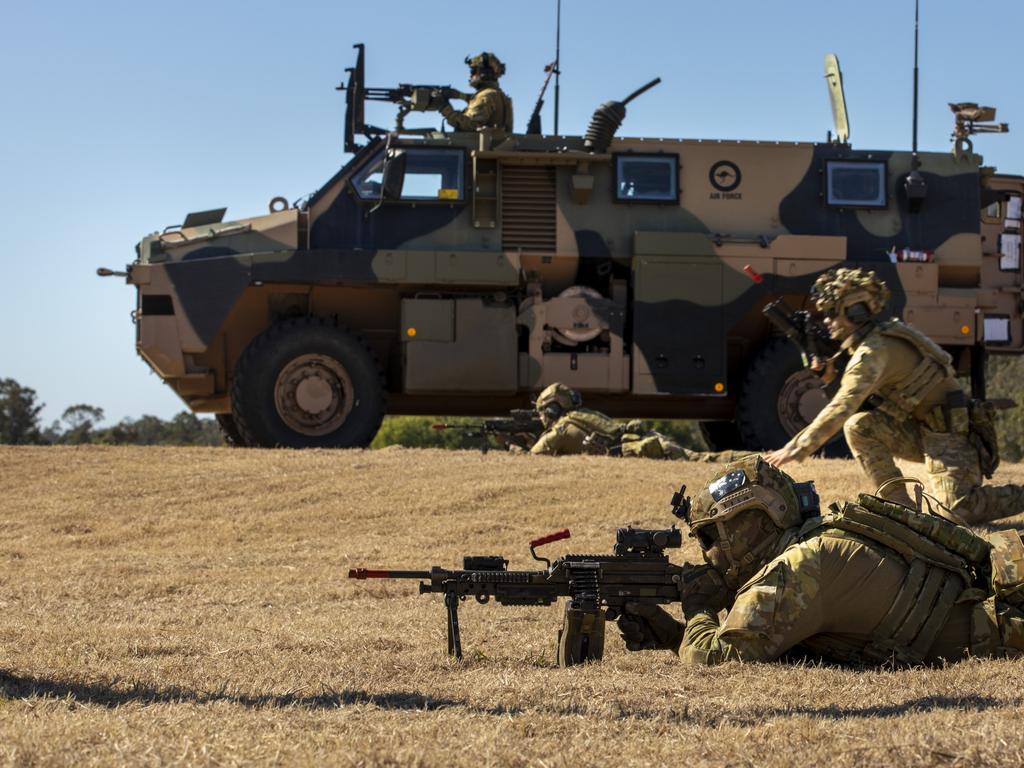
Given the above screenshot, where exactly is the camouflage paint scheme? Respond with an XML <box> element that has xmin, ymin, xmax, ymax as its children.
<box><xmin>122</xmin><ymin>60</ymin><xmax>1024</xmax><ymax>448</ymax></box>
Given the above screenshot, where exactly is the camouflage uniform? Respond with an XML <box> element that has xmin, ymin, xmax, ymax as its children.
<box><xmin>530</xmin><ymin>407</ymin><xmax>621</xmax><ymax>455</ymax></box>
<box><xmin>619</xmin><ymin>456</ymin><xmax>1024</xmax><ymax>666</ymax></box>
<box><xmin>782</xmin><ymin>269</ymin><xmax>1024</xmax><ymax>525</ymax></box>
<box><xmin>529</xmin><ymin>384</ymin><xmax>749</xmax><ymax>460</ymax></box>
<box><xmin>441</xmin><ymin>52</ymin><xmax>514</xmax><ymax>133</ymax></box>
<box><xmin>682</xmin><ymin>513</ymin><xmax>1024</xmax><ymax>666</ymax></box>
<box><xmin>442</xmin><ymin>87</ymin><xmax>514</xmax><ymax>132</ymax></box>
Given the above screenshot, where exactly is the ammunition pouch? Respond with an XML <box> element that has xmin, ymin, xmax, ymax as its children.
<box><xmin>557</xmin><ymin>602</ymin><xmax>606</xmax><ymax>666</ymax></box>
<box><xmin>977</xmin><ymin>530</ymin><xmax>1024</xmax><ymax>656</ymax></box>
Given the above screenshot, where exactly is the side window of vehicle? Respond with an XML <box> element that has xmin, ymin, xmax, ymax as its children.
<box><xmin>399</xmin><ymin>149</ymin><xmax>465</xmax><ymax>201</ymax></box>
<box><xmin>352</xmin><ymin>148</ymin><xmax>466</xmax><ymax>202</ymax></box>
<box><xmin>825</xmin><ymin>160</ymin><xmax>887</xmax><ymax>208</ymax></box>
<box><xmin>352</xmin><ymin>151</ymin><xmax>386</xmax><ymax>200</ymax></box>
<box><xmin>615</xmin><ymin>154</ymin><xmax>679</xmax><ymax>202</ymax></box>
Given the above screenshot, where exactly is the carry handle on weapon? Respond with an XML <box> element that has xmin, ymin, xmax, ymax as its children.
<box><xmin>530</xmin><ymin>528</ymin><xmax>570</xmax><ymax>567</ymax></box>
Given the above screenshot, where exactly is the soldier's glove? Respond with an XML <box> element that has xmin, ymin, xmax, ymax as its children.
<box><xmin>616</xmin><ymin>602</ymin><xmax>684</xmax><ymax>653</ymax></box>
<box><xmin>429</xmin><ymin>89</ymin><xmax>452</xmax><ymax>114</ymax></box>
<box><xmin>678</xmin><ymin>564</ymin><xmax>730</xmax><ymax>619</ymax></box>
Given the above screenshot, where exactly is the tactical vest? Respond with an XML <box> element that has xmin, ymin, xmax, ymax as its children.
<box><xmin>796</xmin><ymin>493</ymin><xmax>993</xmax><ymax>665</ymax></box>
<box><xmin>473</xmin><ymin>87</ymin><xmax>513</xmax><ymax>132</ymax></box>
<box><xmin>562</xmin><ymin>409</ymin><xmax>623</xmax><ymax>454</ymax></box>
<box><xmin>866</xmin><ymin>320</ymin><xmax>959</xmax><ymax>422</ymax></box>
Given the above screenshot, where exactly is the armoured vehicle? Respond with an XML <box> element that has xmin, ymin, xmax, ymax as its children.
<box><xmin>102</xmin><ymin>45</ymin><xmax>1024</xmax><ymax>450</ymax></box>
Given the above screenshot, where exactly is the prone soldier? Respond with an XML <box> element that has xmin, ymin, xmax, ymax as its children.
<box><xmin>618</xmin><ymin>456</ymin><xmax>1024</xmax><ymax>665</ymax></box>
<box><xmin>434</xmin><ymin>52</ymin><xmax>514</xmax><ymax>132</ymax></box>
<box><xmin>529</xmin><ymin>382</ymin><xmax>748</xmax><ymax>462</ymax></box>
<box><xmin>764</xmin><ymin>267</ymin><xmax>1024</xmax><ymax>525</ymax></box>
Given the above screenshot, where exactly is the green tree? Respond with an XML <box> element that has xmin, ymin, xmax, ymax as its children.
<box><xmin>986</xmin><ymin>355</ymin><xmax>1024</xmax><ymax>462</ymax></box>
<box><xmin>0</xmin><ymin>378</ymin><xmax>45</xmax><ymax>444</ymax></box>
<box><xmin>59</xmin><ymin>404</ymin><xmax>105</xmax><ymax>444</ymax></box>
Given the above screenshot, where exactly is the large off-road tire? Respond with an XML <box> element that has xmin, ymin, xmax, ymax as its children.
<box><xmin>736</xmin><ymin>339</ymin><xmax>850</xmax><ymax>457</ymax></box>
<box><xmin>231</xmin><ymin>318</ymin><xmax>385</xmax><ymax>449</ymax></box>
<box><xmin>698</xmin><ymin>420</ymin><xmax>745</xmax><ymax>451</ymax></box>
<box><xmin>215</xmin><ymin>413</ymin><xmax>248</xmax><ymax>447</ymax></box>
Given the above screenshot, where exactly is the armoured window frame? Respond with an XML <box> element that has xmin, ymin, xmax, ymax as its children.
<box><xmin>613</xmin><ymin>152</ymin><xmax>680</xmax><ymax>204</ymax></box>
<box><xmin>350</xmin><ymin>146</ymin><xmax>468</xmax><ymax>204</ymax></box>
<box><xmin>824</xmin><ymin>159</ymin><xmax>888</xmax><ymax>209</ymax></box>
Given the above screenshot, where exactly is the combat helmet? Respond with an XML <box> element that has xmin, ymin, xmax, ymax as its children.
<box><xmin>811</xmin><ymin>267</ymin><xmax>890</xmax><ymax>322</ymax></box>
<box><xmin>535</xmin><ymin>382</ymin><xmax>582</xmax><ymax>424</ymax></box>
<box><xmin>682</xmin><ymin>456</ymin><xmax>811</xmax><ymax>586</ymax></box>
<box><xmin>465</xmin><ymin>52</ymin><xmax>505</xmax><ymax>88</ymax></box>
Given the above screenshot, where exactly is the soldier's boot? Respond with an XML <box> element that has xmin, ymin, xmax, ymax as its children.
<box><xmin>921</xmin><ymin>429</ymin><xmax>1024</xmax><ymax>525</ymax></box>
<box><xmin>949</xmin><ymin>484</ymin><xmax>1024</xmax><ymax>525</ymax></box>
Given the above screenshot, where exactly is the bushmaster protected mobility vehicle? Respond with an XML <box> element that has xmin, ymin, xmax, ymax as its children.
<box><xmin>103</xmin><ymin>45</ymin><xmax>1024</xmax><ymax>450</ymax></box>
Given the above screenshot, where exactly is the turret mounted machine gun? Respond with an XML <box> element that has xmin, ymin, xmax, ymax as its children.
<box><xmin>338</xmin><ymin>43</ymin><xmax>471</xmax><ymax>152</ymax></box>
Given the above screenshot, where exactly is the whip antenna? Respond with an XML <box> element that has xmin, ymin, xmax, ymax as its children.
<box><xmin>554</xmin><ymin>0</ymin><xmax>562</xmax><ymax>134</ymax></box>
<box><xmin>904</xmin><ymin>0</ymin><xmax>927</xmax><ymax>213</ymax></box>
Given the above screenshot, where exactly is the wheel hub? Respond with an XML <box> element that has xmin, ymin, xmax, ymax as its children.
<box><xmin>273</xmin><ymin>354</ymin><xmax>355</xmax><ymax>437</ymax></box>
<box><xmin>777</xmin><ymin>370</ymin><xmax>829</xmax><ymax>437</ymax></box>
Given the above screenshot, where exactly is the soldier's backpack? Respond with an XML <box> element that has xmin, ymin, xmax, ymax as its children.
<box><xmin>797</xmin><ymin>493</ymin><xmax>993</xmax><ymax>665</ymax></box>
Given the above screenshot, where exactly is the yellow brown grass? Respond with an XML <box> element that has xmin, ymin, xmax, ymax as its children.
<box><xmin>1</xmin><ymin>446</ymin><xmax>1024</xmax><ymax>766</ymax></box>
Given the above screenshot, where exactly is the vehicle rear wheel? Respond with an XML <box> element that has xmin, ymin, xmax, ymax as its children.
<box><xmin>215</xmin><ymin>413</ymin><xmax>248</xmax><ymax>447</ymax></box>
<box><xmin>698</xmin><ymin>420</ymin><xmax>745</xmax><ymax>451</ymax></box>
<box><xmin>736</xmin><ymin>338</ymin><xmax>850</xmax><ymax>457</ymax></box>
<box><xmin>231</xmin><ymin>318</ymin><xmax>385</xmax><ymax>448</ymax></box>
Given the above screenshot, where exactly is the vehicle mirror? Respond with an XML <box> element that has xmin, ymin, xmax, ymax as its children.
<box><xmin>382</xmin><ymin>149</ymin><xmax>407</xmax><ymax>200</ymax></box>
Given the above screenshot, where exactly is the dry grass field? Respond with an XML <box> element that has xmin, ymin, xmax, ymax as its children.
<box><xmin>2</xmin><ymin>446</ymin><xmax>1024</xmax><ymax>766</ymax></box>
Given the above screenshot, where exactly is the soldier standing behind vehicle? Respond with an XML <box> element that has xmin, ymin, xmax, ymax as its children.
<box><xmin>528</xmin><ymin>382</ymin><xmax>749</xmax><ymax>461</ymax></box>
<box><xmin>435</xmin><ymin>52</ymin><xmax>514</xmax><ymax>132</ymax></box>
<box><xmin>764</xmin><ymin>268</ymin><xmax>1024</xmax><ymax>525</ymax></box>
<box><xmin>616</xmin><ymin>456</ymin><xmax>1024</xmax><ymax>665</ymax></box>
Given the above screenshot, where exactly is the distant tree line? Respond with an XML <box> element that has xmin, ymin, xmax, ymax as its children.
<box><xmin>5</xmin><ymin>356</ymin><xmax>1024</xmax><ymax>457</ymax></box>
<box><xmin>0</xmin><ymin>378</ymin><xmax>223</xmax><ymax>446</ymax></box>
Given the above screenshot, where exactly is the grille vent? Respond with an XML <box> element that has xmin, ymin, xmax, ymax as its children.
<box><xmin>501</xmin><ymin>166</ymin><xmax>556</xmax><ymax>252</ymax></box>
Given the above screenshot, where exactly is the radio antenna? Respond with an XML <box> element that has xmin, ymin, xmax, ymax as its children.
<box><xmin>904</xmin><ymin>0</ymin><xmax>927</xmax><ymax>212</ymax></box>
<box><xmin>911</xmin><ymin>0</ymin><xmax>920</xmax><ymax>166</ymax></box>
<box><xmin>553</xmin><ymin>0</ymin><xmax>562</xmax><ymax>135</ymax></box>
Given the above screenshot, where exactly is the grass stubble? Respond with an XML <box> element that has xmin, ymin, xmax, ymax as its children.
<box><xmin>1</xmin><ymin>445</ymin><xmax>1023</xmax><ymax>767</ymax></box>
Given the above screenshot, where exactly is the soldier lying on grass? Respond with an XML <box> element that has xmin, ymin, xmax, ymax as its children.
<box><xmin>618</xmin><ymin>456</ymin><xmax>1024</xmax><ymax>665</ymax></box>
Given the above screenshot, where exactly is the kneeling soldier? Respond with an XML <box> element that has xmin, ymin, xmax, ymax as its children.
<box><xmin>766</xmin><ymin>267</ymin><xmax>1024</xmax><ymax>525</ymax></box>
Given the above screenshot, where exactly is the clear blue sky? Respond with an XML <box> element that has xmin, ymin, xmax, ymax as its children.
<box><xmin>2</xmin><ymin>0</ymin><xmax>1022</xmax><ymax>427</ymax></box>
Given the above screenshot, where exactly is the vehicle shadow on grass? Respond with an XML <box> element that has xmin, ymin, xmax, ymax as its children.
<box><xmin>0</xmin><ymin>670</ymin><xmax>1010</xmax><ymax>722</ymax></box>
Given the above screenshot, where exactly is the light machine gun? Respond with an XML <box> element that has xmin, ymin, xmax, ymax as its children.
<box><xmin>432</xmin><ymin>409</ymin><xmax>544</xmax><ymax>452</ymax></box>
<box><xmin>349</xmin><ymin>522</ymin><xmax>710</xmax><ymax>667</ymax></box>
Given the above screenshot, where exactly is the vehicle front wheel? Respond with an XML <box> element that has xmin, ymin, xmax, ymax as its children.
<box><xmin>231</xmin><ymin>318</ymin><xmax>385</xmax><ymax>448</ymax></box>
<box><xmin>736</xmin><ymin>338</ymin><xmax>850</xmax><ymax>457</ymax></box>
